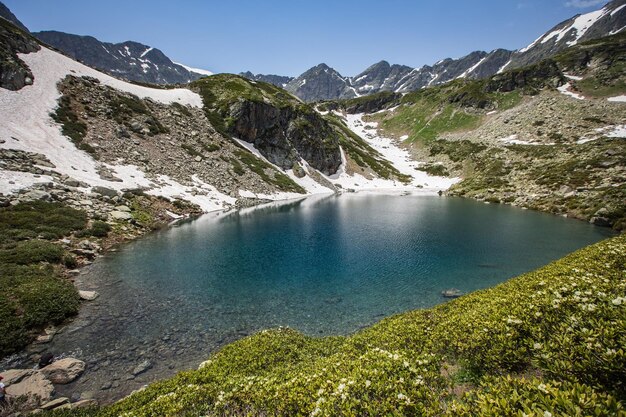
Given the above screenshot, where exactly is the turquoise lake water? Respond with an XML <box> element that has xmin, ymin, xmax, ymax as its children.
<box><xmin>20</xmin><ymin>194</ymin><xmax>614</xmax><ymax>402</ymax></box>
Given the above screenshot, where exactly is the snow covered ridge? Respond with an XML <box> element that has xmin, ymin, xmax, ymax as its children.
<box><xmin>174</xmin><ymin>62</ymin><xmax>214</xmax><ymax>77</ymax></box>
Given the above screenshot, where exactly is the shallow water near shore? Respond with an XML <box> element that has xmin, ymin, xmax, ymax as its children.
<box><xmin>5</xmin><ymin>194</ymin><xmax>614</xmax><ymax>403</ymax></box>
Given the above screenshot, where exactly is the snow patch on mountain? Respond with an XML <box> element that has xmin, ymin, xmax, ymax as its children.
<box><xmin>174</xmin><ymin>62</ymin><xmax>214</xmax><ymax>77</ymax></box>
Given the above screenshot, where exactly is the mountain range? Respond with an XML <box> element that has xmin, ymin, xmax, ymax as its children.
<box><xmin>2</xmin><ymin>0</ymin><xmax>624</xmax><ymax>99</ymax></box>
<box><xmin>244</xmin><ymin>0</ymin><xmax>626</xmax><ymax>101</ymax></box>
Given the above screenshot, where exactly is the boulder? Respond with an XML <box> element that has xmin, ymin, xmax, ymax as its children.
<box><xmin>78</xmin><ymin>290</ymin><xmax>99</xmax><ymax>301</ymax></box>
<box><xmin>40</xmin><ymin>358</ymin><xmax>85</xmax><ymax>384</ymax></box>
<box><xmin>73</xmin><ymin>399</ymin><xmax>98</xmax><ymax>408</ymax></box>
<box><xmin>131</xmin><ymin>360</ymin><xmax>152</xmax><ymax>376</ymax></box>
<box><xmin>110</xmin><ymin>210</ymin><xmax>133</xmax><ymax>220</ymax></box>
<box><xmin>1</xmin><ymin>369</ymin><xmax>34</xmax><ymax>385</ymax></box>
<box><xmin>5</xmin><ymin>371</ymin><xmax>54</xmax><ymax>407</ymax></box>
<box><xmin>41</xmin><ymin>397</ymin><xmax>70</xmax><ymax>410</ymax></box>
<box><xmin>91</xmin><ymin>186</ymin><xmax>118</xmax><ymax>198</ymax></box>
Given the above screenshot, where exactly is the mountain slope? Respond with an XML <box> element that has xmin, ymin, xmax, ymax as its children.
<box><xmin>0</xmin><ymin>0</ymin><xmax>27</xmax><ymax>32</ymax></box>
<box><xmin>33</xmin><ymin>30</ymin><xmax>209</xmax><ymax>85</ymax></box>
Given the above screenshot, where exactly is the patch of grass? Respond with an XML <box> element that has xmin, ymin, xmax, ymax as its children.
<box><xmin>374</xmin><ymin>89</ymin><xmax>482</xmax><ymax>144</ymax></box>
<box><xmin>0</xmin><ymin>264</ymin><xmax>80</xmax><ymax>357</ymax></box>
<box><xmin>170</xmin><ymin>102</ymin><xmax>192</xmax><ymax>117</ymax></box>
<box><xmin>181</xmin><ymin>144</ymin><xmax>203</xmax><ymax>158</ymax></box>
<box><xmin>429</xmin><ymin>139</ymin><xmax>487</xmax><ymax>162</ymax></box>
<box><xmin>50</xmin><ymin>235</ymin><xmax>626</xmax><ymax>416</ymax></box>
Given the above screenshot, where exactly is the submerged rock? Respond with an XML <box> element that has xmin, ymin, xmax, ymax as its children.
<box><xmin>78</xmin><ymin>290</ymin><xmax>99</xmax><ymax>301</ymax></box>
<box><xmin>131</xmin><ymin>360</ymin><xmax>152</xmax><ymax>376</ymax></box>
<box><xmin>4</xmin><ymin>370</ymin><xmax>54</xmax><ymax>407</ymax></box>
<box><xmin>40</xmin><ymin>358</ymin><xmax>86</xmax><ymax>384</ymax></box>
<box><xmin>441</xmin><ymin>288</ymin><xmax>464</xmax><ymax>298</ymax></box>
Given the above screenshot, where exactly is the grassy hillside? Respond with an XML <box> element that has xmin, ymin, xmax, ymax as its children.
<box><xmin>47</xmin><ymin>234</ymin><xmax>626</xmax><ymax>416</ymax></box>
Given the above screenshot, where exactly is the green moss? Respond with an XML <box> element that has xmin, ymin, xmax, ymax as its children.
<box><xmin>51</xmin><ymin>234</ymin><xmax>626</xmax><ymax>416</ymax></box>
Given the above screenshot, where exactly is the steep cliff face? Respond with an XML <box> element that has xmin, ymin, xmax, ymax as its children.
<box><xmin>0</xmin><ymin>17</ymin><xmax>40</xmax><ymax>90</ymax></box>
<box><xmin>193</xmin><ymin>74</ymin><xmax>342</xmax><ymax>175</ymax></box>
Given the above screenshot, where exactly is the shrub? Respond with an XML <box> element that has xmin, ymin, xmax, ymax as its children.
<box><xmin>0</xmin><ymin>240</ymin><xmax>64</xmax><ymax>265</ymax></box>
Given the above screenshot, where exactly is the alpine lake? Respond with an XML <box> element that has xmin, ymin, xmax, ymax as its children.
<box><xmin>7</xmin><ymin>193</ymin><xmax>615</xmax><ymax>403</ymax></box>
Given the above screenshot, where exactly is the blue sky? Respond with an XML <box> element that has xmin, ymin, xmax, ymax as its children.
<box><xmin>4</xmin><ymin>0</ymin><xmax>610</xmax><ymax>76</ymax></box>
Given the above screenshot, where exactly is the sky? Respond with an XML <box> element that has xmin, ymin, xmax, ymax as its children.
<box><xmin>4</xmin><ymin>0</ymin><xmax>612</xmax><ymax>77</ymax></box>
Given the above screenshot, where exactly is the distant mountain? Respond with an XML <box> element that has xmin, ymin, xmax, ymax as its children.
<box><xmin>33</xmin><ymin>31</ymin><xmax>210</xmax><ymax>85</ymax></box>
<box><xmin>284</xmin><ymin>63</ymin><xmax>359</xmax><ymax>102</ymax></box>
<box><xmin>239</xmin><ymin>71</ymin><xmax>293</xmax><ymax>87</ymax></box>
<box><xmin>0</xmin><ymin>1</ymin><xmax>28</xmax><ymax>32</ymax></box>
<box><xmin>241</xmin><ymin>0</ymin><xmax>626</xmax><ymax>101</ymax></box>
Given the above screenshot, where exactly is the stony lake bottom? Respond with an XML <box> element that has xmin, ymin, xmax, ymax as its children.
<box><xmin>4</xmin><ymin>193</ymin><xmax>614</xmax><ymax>403</ymax></box>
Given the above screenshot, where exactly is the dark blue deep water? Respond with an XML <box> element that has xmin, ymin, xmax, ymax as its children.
<box><xmin>29</xmin><ymin>194</ymin><xmax>613</xmax><ymax>401</ymax></box>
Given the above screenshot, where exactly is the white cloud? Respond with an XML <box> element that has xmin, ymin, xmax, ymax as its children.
<box><xmin>565</xmin><ymin>0</ymin><xmax>606</xmax><ymax>8</ymax></box>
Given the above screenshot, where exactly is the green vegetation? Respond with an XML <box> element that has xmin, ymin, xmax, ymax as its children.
<box><xmin>0</xmin><ymin>200</ymin><xmax>87</xmax><ymax>243</ymax></box>
<box><xmin>48</xmin><ymin>235</ymin><xmax>626</xmax><ymax>416</ymax></box>
<box><xmin>415</xmin><ymin>163</ymin><xmax>450</xmax><ymax>177</ymax></box>
<box><xmin>448</xmin><ymin>138</ymin><xmax>626</xmax><ymax>229</ymax></box>
<box><xmin>170</xmin><ymin>102</ymin><xmax>192</xmax><ymax>117</ymax></box>
<box><xmin>0</xmin><ymin>202</ymin><xmax>87</xmax><ymax>356</ymax></box>
<box><xmin>192</xmin><ymin>74</ymin><xmax>297</xmax><ymax>138</ymax></box>
<box><xmin>181</xmin><ymin>143</ymin><xmax>203</xmax><ymax>158</ymax></box>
